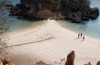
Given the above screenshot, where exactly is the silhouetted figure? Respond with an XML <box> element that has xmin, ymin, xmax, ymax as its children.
<box><xmin>78</xmin><ymin>33</ymin><xmax>80</xmax><ymax>39</ymax></box>
<box><xmin>83</xmin><ymin>35</ymin><xmax>85</xmax><ymax>41</ymax></box>
<box><xmin>81</xmin><ymin>33</ymin><xmax>82</xmax><ymax>38</ymax></box>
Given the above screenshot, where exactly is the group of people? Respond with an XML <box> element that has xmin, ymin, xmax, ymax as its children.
<box><xmin>78</xmin><ymin>33</ymin><xmax>85</xmax><ymax>41</ymax></box>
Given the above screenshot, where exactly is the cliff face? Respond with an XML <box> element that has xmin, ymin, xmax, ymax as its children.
<box><xmin>10</xmin><ymin>0</ymin><xmax>99</xmax><ymax>23</ymax></box>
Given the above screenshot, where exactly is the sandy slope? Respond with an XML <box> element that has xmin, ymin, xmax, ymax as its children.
<box><xmin>3</xmin><ymin>19</ymin><xmax>100</xmax><ymax>65</ymax></box>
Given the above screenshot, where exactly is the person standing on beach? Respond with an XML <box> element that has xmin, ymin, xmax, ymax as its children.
<box><xmin>78</xmin><ymin>33</ymin><xmax>80</xmax><ymax>39</ymax></box>
<box><xmin>81</xmin><ymin>33</ymin><xmax>82</xmax><ymax>38</ymax></box>
<box><xmin>83</xmin><ymin>35</ymin><xmax>85</xmax><ymax>41</ymax></box>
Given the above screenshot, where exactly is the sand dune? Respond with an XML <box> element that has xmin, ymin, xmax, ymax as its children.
<box><xmin>2</xmin><ymin>19</ymin><xmax>100</xmax><ymax>65</ymax></box>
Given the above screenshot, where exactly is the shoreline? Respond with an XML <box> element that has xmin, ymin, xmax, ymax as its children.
<box><xmin>7</xmin><ymin>20</ymin><xmax>44</xmax><ymax>33</ymax></box>
<box><xmin>58</xmin><ymin>20</ymin><xmax>100</xmax><ymax>39</ymax></box>
<box><xmin>7</xmin><ymin>20</ymin><xmax>100</xmax><ymax>40</ymax></box>
<box><xmin>3</xmin><ymin>19</ymin><xmax>100</xmax><ymax>65</ymax></box>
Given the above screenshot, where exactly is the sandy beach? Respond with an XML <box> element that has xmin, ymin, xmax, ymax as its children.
<box><xmin>1</xmin><ymin>19</ymin><xmax>100</xmax><ymax>65</ymax></box>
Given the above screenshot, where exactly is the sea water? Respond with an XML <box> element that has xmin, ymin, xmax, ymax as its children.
<box><xmin>7</xmin><ymin>16</ymin><xmax>33</xmax><ymax>31</ymax></box>
<box><xmin>7</xmin><ymin>16</ymin><xmax>43</xmax><ymax>31</ymax></box>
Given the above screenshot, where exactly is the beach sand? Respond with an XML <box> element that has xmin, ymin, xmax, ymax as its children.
<box><xmin>2</xmin><ymin>19</ymin><xmax>100</xmax><ymax>65</ymax></box>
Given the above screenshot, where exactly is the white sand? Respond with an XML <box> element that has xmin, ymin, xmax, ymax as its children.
<box><xmin>2</xmin><ymin>19</ymin><xmax>100</xmax><ymax>65</ymax></box>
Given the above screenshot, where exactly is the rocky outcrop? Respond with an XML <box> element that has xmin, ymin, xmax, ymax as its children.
<box><xmin>65</xmin><ymin>51</ymin><xmax>75</xmax><ymax>65</ymax></box>
<box><xmin>10</xmin><ymin>0</ymin><xmax>99</xmax><ymax>23</ymax></box>
<box><xmin>69</xmin><ymin>13</ymin><xmax>81</xmax><ymax>23</ymax></box>
<box><xmin>0</xmin><ymin>58</ymin><xmax>15</xmax><ymax>65</ymax></box>
<box><xmin>97</xmin><ymin>61</ymin><xmax>100</xmax><ymax>65</ymax></box>
<box><xmin>65</xmin><ymin>0</ymin><xmax>99</xmax><ymax>23</ymax></box>
<box><xmin>36</xmin><ymin>8</ymin><xmax>54</xmax><ymax>19</ymax></box>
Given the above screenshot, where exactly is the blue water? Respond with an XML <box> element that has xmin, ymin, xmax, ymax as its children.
<box><xmin>8</xmin><ymin>0</ymin><xmax>100</xmax><ymax>39</ymax></box>
<box><xmin>7</xmin><ymin>16</ymin><xmax>43</xmax><ymax>31</ymax></box>
<box><xmin>7</xmin><ymin>17</ymin><xmax>33</xmax><ymax>31</ymax></box>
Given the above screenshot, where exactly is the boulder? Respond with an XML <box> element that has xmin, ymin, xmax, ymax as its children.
<box><xmin>65</xmin><ymin>51</ymin><xmax>75</xmax><ymax>65</ymax></box>
<box><xmin>0</xmin><ymin>57</ymin><xmax>16</xmax><ymax>65</ymax></box>
<box><xmin>97</xmin><ymin>61</ymin><xmax>100</xmax><ymax>65</ymax></box>
<box><xmin>2</xmin><ymin>57</ymin><xmax>15</xmax><ymax>65</ymax></box>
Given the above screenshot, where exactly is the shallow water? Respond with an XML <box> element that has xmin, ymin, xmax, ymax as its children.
<box><xmin>7</xmin><ymin>16</ymin><xmax>43</xmax><ymax>31</ymax></box>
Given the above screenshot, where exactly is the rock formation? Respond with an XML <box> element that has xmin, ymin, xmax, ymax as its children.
<box><xmin>65</xmin><ymin>51</ymin><xmax>75</xmax><ymax>65</ymax></box>
<box><xmin>10</xmin><ymin>0</ymin><xmax>99</xmax><ymax>23</ymax></box>
<box><xmin>0</xmin><ymin>58</ymin><xmax>15</xmax><ymax>65</ymax></box>
<box><xmin>97</xmin><ymin>61</ymin><xmax>100</xmax><ymax>65</ymax></box>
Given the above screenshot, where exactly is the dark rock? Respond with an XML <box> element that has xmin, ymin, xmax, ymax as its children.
<box><xmin>36</xmin><ymin>8</ymin><xmax>54</xmax><ymax>19</ymax></box>
<box><xmin>68</xmin><ymin>0</ymin><xmax>80</xmax><ymax>12</ymax></box>
<box><xmin>81</xmin><ymin>17</ymin><xmax>89</xmax><ymax>21</ymax></box>
<box><xmin>0</xmin><ymin>57</ymin><xmax>15</xmax><ymax>65</ymax></box>
<box><xmin>69</xmin><ymin>13</ymin><xmax>81</xmax><ymax>23</ymax></box>
<box><xmin>97</xmin><ymin>61</ymin><xmax>100</xmax><ymax>65</ymax></box>
<box><xmin>88</xmin><ymin>8</ymin><xmax>99</xmax><ymax>19</ymax></box>
<box><xmin>5</xmin><ymin>4</ymin><xmax>13</xmax><ymax>7</ymax></box>
<box><xmin>65</xmin><ymin>51</ymin><xmax>75</xmax><ymax>65</ymax></box>
<box><xmin>10</xmin><ymin>0</ymin><xmax>99</xmax><ymax>23</ymax></box>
